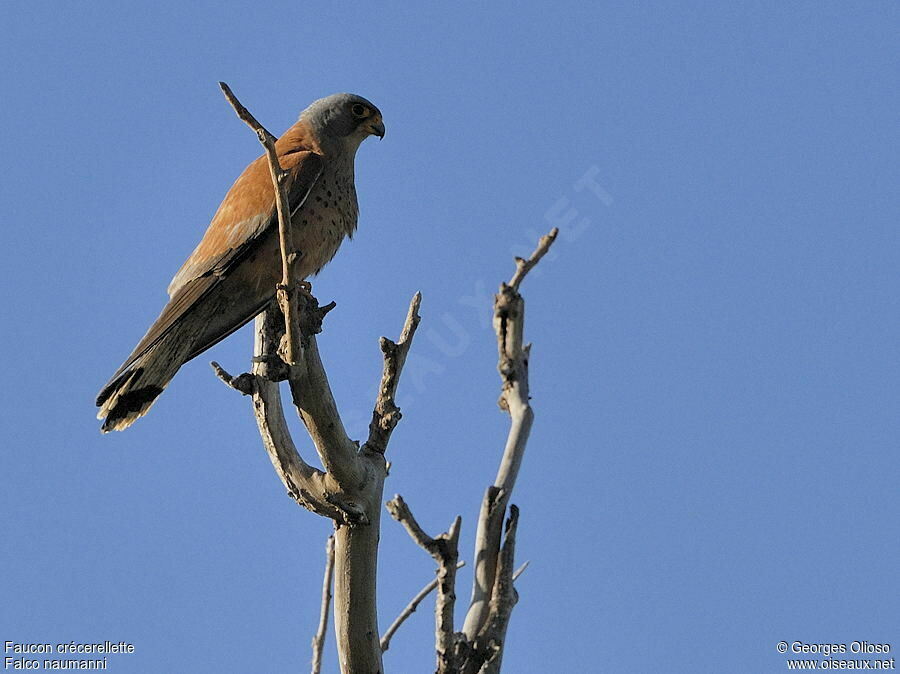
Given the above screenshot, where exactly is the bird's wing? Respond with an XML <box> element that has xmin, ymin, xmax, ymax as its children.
<box><xmin>109</xmin><ymin>145</ymin><xmax>323</xmax><ymax>380</ymax></box>
<box><xmin>168</xmin><ymin>146</ymin><xmax>323</xmax><ymax>296</ymax></box>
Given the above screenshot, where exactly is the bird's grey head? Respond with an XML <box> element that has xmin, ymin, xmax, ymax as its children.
<box><xmin>300</xmin><ymin>93</ymin><xmax>385</xmax><ymax>151</ymax></box>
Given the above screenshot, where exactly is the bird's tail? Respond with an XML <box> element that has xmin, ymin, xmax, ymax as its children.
<box><xmin>95</xmin><ymin>331</ymin><xmax>193</xmax><ymax>433</ymax></box>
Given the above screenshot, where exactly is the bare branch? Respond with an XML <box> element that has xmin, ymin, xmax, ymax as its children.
<box><xmin>311</xmin><ymin>534</ymin><xmax>336</xmax><ymax>674</ymax></box>
<box><xmin>380</xmin><ymin>561</ymin><xmax>466</xmax><ymax>653</ymax></box>
<box><xmin>219</xmin><ymin>81</ymin><xmax>302</xmax><ymax>365</ymax></box>
<box><xmin>366</xmin><ymin>292</ymin><xmax>422</xmax><ymax>454</ymax></box>
<box><xmin>386</xmin><ymin>494</ymin><xmax>462</xmax><ymax>673</ymax></box>
<box><xmin>508</xmin><ymin>227</ymin><xmax>558</xmax><ymax>291</ymax></box>
<box><xmin>246</xmin><ymin>313</ymin><xmax>348</xmax><ymax>520</ymax></box>
<box><xmin>463</xmin><ymin>228</ymin><xmax>558</xmax><ymax>641</ymax></box>
<box><xmin>218</xmin><ymin>81</ymin><xmax>276</xmax><ymax>145</ymax></box>
<box><xmin>385</xmin><ymin>494</ymin><xmax>438</xmax><ymax>551</ymax></box>
<box><xmin>512</xmin><ymin>561</ymin><xmax>530</xmax><ymax>581</ymax></box>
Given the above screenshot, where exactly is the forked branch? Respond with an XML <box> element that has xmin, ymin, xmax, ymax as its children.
<box><xmin>387</xmin><ymin>495</ymin><xmax>462</xmax><ymax>674</ymax></box>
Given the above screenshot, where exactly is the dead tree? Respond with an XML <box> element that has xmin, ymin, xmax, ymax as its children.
<box><xmin>213</xmin><ymin>84</ymin><xmax>558</xmax><ymax>674</ymax></box>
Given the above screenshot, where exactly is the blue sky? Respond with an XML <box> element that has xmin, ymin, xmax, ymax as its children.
<box><xmin>1</xmin><ymin>2</ymin><xmax>898</xmax><ymax>672</ymax></box>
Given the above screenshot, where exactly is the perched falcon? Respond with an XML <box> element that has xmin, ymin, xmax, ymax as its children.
<box><xmin>96</xmin><ymin>93</ymin><xmax>384</xmax><ymax>433</ymax></box>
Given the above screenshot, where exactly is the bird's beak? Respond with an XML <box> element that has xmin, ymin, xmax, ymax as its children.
<box><xmin>367</xmin><ymin>116</ymin><xmax>385</xmax><ymax>140</ymax></box>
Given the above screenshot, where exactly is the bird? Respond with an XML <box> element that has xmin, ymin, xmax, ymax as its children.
<box><xmin>96</xmin><ymin>93</ymin><xmax>385</xmax><ymax>433</ymax></box>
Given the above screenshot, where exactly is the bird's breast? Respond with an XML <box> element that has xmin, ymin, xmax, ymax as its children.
<box><xmin>292</xmin><ymin>161</ymin><xmax>358</xmax><ymax>277</ymax></box>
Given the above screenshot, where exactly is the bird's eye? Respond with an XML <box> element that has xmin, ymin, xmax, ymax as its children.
<box><xmin>351</xmin><ymin>103</ymin><xmax>367</xmax><ymax>117</ymax></box>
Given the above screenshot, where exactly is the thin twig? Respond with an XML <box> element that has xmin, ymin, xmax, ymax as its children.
<box><xmin>380</xmin><ymin>561</ymin><xmax>466</xmax><ymax>653</ymax></box>
<box><xmin>311</xmin><ymin>534</ymin><xmax>336</xmax><ymax>674</ymax></box>
<box><xmin>512</xmin><ymin>560</ymin><xmax>529</xmax><ymax>581</ymax></box>
<box><xmin>217</xmin><ymin>82</ymin><xmax>275</xmax><ymax>144</ymax></box>
<box><xmin>508</xmin><ymin>227</ymin><xmax>558</xmax><ymax>291</ymax></box>
<box><xmin>209</xmin><ymin>361</ymin><xmax>255</xmax><ymax>395</ymax></box>
<box><xmin>219</xmin><ymin>81</ymin><xmax>302</xmax><ymax>364</ymax></box>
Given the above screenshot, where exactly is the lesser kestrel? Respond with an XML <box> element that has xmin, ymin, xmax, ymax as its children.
<box><xmin>96</xmin><ymin>93</ymin><xmax>384</xmax><ymax>432</ymax></box>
